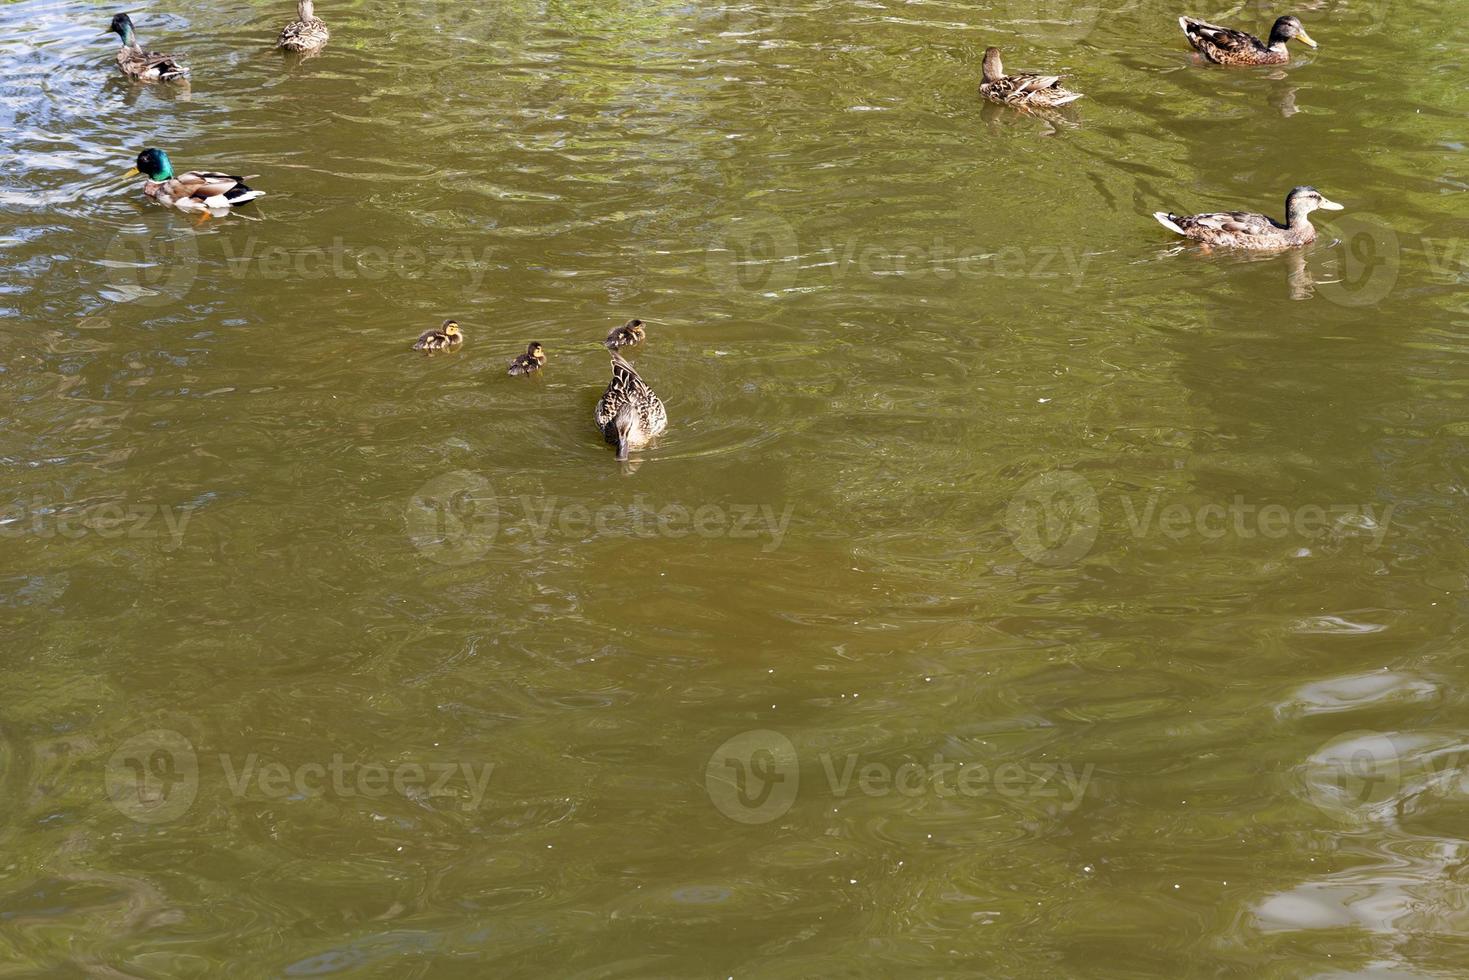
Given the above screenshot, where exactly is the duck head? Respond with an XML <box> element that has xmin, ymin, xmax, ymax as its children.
<box><xmin>105</xmin><ymin>12</ymin><xmax>135</xmax><ymax>44</ymax></box>
<box><xmin>1285</xmin><ymin>186</ymin><xmax>1343</xmax><ymax>226</ymax></box>
<box><xmin>128</xmin><ymin>148</ymin><xmax>173</xmax><ymax>181</ymax></box>
<box><xmin>1269</xmin><ymin>16</ymin><xmax>1317</xmax><ymax>49</ymax></box>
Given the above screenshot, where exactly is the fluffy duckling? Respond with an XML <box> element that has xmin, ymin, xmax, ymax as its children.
<box><xmin>278</xmin><ymin>0</ymin><xmax>330</xmax><ymax>53</ymax></box>
<box><xmin>413</xmin><ymin>319</ymin><xmax>463</xmax><ymax>352</ymax></box>
<box><xmin>979</xmin><ymin>46</ymin><xmax>1082</xmax><ymax>109</ymax></box>
<box><xmin>1153</xmin><ymin>186</ymin><xmax>1343</xmax><ymax>249</ymax></box>
<box><xmin>604</xmin><ymin>318</ymin><xmax>646</xmax><ymax>350</ymax></box>
<box><xmin>128</xmin><ymin>149</ymin><xmax>265</xmax><ymax>213</ymax></box>
<box><xmin>1179</xmin><ymin>15</ymin><xmax>1317</xmax><ymax>66</ymax></box>
<box><xmin>595</xmin><ymin>353</ymin><xmax>667</xmax><ymax>461</ymax></box>
<box><xmin>507</xmin><ymin>342</ymin><xmax>546</xmax><ymax>376</ymax></box>
<box><xmin>106</xmin><ymin>13</ymin><xmax>189</xmax><ymax>82</ymax></box>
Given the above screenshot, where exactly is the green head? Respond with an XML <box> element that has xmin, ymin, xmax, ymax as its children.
<box><xmin>130</xmin><ymin>148</ymin><xmax>173</xmax><ymax>181</ymax></box>
<box><xmin>108</xmin><ymin>13</ymin><xmax>136</xmax><ymax>44</ymax></box>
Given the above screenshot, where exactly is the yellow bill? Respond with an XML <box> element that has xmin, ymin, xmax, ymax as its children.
<box><xmin>1297</xmin><ymin>29</ymin><xmax>1318</xmax><ymax>48</ymax></box>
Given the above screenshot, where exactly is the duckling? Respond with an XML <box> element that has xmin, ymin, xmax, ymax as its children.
<box><xmin>413</xmin><ymin>319</ymin><xmax>463</xmax><ymax>353</ymax></box>
<box><xmin>128</xmin><ymin>148</ymin><xmax>265</xmax><ymax>213</ymax></box>
<box><xmin>604</xmin><ymin>318</ymin><xmax>646</xmax><ymax>350</ymax></box>
<box><xmin>105</xmin><ymin>13</ymin><xmax>189</xmax><ymax>82</ymax></box>
<box><xmin>278</xmin><ymin>0</ymin><xmax>329</xmax><ymax>53</ymax></box>
<box><xmin>507</xmin><ymin>342</ymin><xmax>546</xmax><ymax>376</ymax></box>
<box><xmin>979</xmin><ymin>46</ymin><xmax>1082</xmax><ymax>109</ymax></box>
<box><xmin>1179</xmin><ymin>15</ymin><xmax>1317</xmax><ymax>66</ymax></box>
<box><xmin>595</xmin><ymin>353</ymin><xmax>667</xmax><ymax>461</ymax></box>
<box><xmin>1153</xmin><ymin>186</ymin><xmax>1343</xmax><ymax>249</ymax></box>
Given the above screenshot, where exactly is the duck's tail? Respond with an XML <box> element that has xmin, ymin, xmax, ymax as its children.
<box><xmin>1152</xmin><ymin>211</ymin><xmax>1187</xmax><ymax>236</ymax></box>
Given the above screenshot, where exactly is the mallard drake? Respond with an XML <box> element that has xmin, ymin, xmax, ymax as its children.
<box><xmin>604</xmin><ymin>318</ymin><xmax>646</xmax><ymax>350</ymax></box>
<box><xmin>595</xmin><ymin>353</ymin><xmax>667</xmax><ymax>461</ymax></box>
<box><xmin>105</xmin><ymin>13</ymin><xmax>189</xmax><ymax>82</ymax></box>
<box><xmin>507</xmin><ymin>342</ymin><xmax>546</xmax><ymax>376</ymax></box>
<box><xmin>413</xmin><ymin>319</ymin><xmax>463</xmax><ymax>352</ymax></box>
<box><xmin>128</xmin><ymin>149</ymin><xmax>265</xmax><ymax>213</ymax></box>
<box><xmin>979</xmin><ymin>47</ymin><xmax>1082</xmax><ymax>109</ymax></box>
<box><xmin>1153</xmin><ymin>186</ymin><xmax>1343</xmax><ymax>249</ymax></box>
<box><xmin>278</xmin><ymin>0</ymin><xmax>329</xmax><ymax>53</ymax></box>
<box><xmin>1179</xmin><ymin>15</ymin><xmax>1317</xmax><ymax>66</ymax></box>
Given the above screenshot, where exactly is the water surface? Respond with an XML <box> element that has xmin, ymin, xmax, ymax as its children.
<box><xmin>3</xmin><ymin>0</ymin><xmax>1469</xmax><ymax>974</ymax></box>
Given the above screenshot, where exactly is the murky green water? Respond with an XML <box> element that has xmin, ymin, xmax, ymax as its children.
<box><xmin>3</xmin><ymin>0</ymin><xmax>1469</xmax><ymax>974</ymax></box>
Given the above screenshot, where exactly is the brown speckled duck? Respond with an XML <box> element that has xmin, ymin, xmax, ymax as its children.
<box><xmin>278</xmin><ymin>0</ymin><xmax>330</xmax><ymax>53</ymax></box>
<box><xmin>604</xmin><ymin>318</ymin><xmax>646</xmax><ymax>350</ymax></box>
<box><xmin>979</xmin><ymin>46</ymin><xmax>1082</xmax><ymax>109</ymax></box>
<box><xmin>595</xmin><ymin>353</ymin><xmax>667</xmax><ymax>461</ymax></box>
<box><xmin>412</xmin><ymin>319</ymin><xmax>463</xmax><ymax>353</ymax></box>
<box><xmin>1153</xmin><ymin>186</ymin><xmax>1343</xmax><ymax>249</ymax></box>
<box><xmin>507</xmin><ymin>342</ymin><xmax>546</xmax><ymax>376</ymax></box>
<box><xmin>1179</xmin><ymin>15</ymin><xmax>1317</xmax><ymax>66</ymax></box>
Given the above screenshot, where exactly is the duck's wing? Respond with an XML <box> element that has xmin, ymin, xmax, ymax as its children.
<box><xmin>279</xmin><ymin>18</ymin><xmax>329</xmax><ymax>50</ymax></box>
<box><xmin>1007</xmin><ymin>71</ymin><xmax>1065</xmax><ymax>94</ymax></box>
<box><xmin>412</xmin><ymin>329</ymin><xmax>440</xmax><ymax>350</ymax></box>
<box><xmin>123</xmin><ymin>48</ymin><xmax>190</xmax><ymax>80</ymax></box>
<box><xmin>1175</xmin><ymin>210</ymin><xmax>1279</xmax><ymax>237</ymax></box>
<box><xmin>983</xmin><ymin>72</ymin><xmax>1081</xmax><ymax>107</ymax></box>
<box><xmin>1179</xmin><ymin>17</ymin><xmax>1265</xmax><ymax>60</ymax></box>
<box><xmin>595</xmin><ymin>354</ymin><xmax>647</xmax><ymax>427</ymax></box>
<box><xmin>166</xmin><ymin>171</ymin><xmax>265</xmax><ymax>207</ymax></box>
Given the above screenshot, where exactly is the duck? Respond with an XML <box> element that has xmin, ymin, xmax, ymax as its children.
<box><xmin>105</xmin><ymin>13</ymin><xmax>189</xmax><ymax>82</ymax></box>
<box><xmin>979</xmin><ymin>47</ymin><xmax>1082</xmax><ymax>109</ymax></box>
<box><xmin>1179</xmin><ymin>15</ymin><xmax>1317</xmax><ymax>66</ymax></box>
<box><xmin>278</xmin><ymin>0</ymin><xmax>330</xmax><ymax>53</ymax></box>
<box><xmin>604</xmin><ymin>318</ymin><xmax>646</xmax><ymax>350</ymax></box>
<box><xmin>128</xmin><ymin>149</ymin><xmax>265</xmax><ymax>213</ymax></box>
<box><xmin>595</xmin><ymin>353</ymin><xmax>667</xmax><ymax>461</ymax></box>
<box><xmin>413</xmin><ymin>319</ymin><xmax>463</xmax><ymax>353</ymax></box>
<box><xmin>507</xmin><ymin>342</ymin><xmax>546</xmax><ymax>376</ymax></box>
<box><xmin>1153</xmin><ymin>186</ymin><xmax>1343</xmax><ymax>249</ymax></box>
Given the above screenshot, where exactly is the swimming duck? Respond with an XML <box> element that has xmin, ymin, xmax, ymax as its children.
<box><xmin>106</xmin><ymin>13</ymin><xmax>189</xmax><ymax>82</ymax></box>
<box><xmin>128</xmin><ymin>149</ymin><xmax>265</xmax><ymax>213</ymax></box>
<box><xmin>507</xmin><ymin>342</ymin><xmax>546</xmax><ymax>376</ymax></box>
<box><xmin>604</xmin><ymin>318</ymin><xmax>646</xmax><ymax>350</ymax></box>
<box><xmin>979</xmin><ymin>47</ymin><xmax>1082</xmax><ymax>109</ymax></box>
<box><xmin>1179</xmin><ymin>15</ymin><xmax>1317</xmax><ymax>66</ymax></box>
<box><xmin>413</xmin><ymin>319</ymin><xmax>463</xmax><ymax>353</ymax></box>
<box><xmin>1153</xmin><ymin>186</ymin><xmax>1343</xmax><ymax>249</ymax></box>
<box><xmin>278</xmin><ymin>0</ymin><xmax>329</xmax><ymax>53</ymax></box>
<box><xmin>595</xmin><ymin>353</ymin><xmax>667</xmax><ymax>461</ymax></box>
